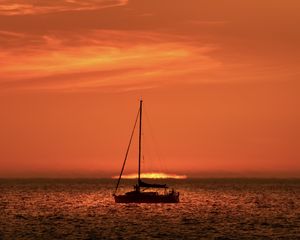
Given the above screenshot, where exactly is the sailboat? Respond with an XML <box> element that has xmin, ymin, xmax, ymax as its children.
<box><xmin>113</xmin><ymin>100</ymin><xmax>180</xmax><ymax>203</ymax></box>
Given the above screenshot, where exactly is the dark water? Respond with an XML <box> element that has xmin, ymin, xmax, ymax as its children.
<box><xmin>0</xmin><ymin>179</ymin><xmax>299</xmax><ymax>239</ymax></box>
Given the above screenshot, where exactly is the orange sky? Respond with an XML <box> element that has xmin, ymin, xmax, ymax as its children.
<box><xmin>0</xmin><ymin>0</ymin><xmax>299</xmax><ymax>177</ymax></box>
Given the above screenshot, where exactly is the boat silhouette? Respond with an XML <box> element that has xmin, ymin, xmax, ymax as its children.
<box><xmin>113</xmin><ymin>100</ymin><xmax>180</xmax><ymax>203</ymax></box>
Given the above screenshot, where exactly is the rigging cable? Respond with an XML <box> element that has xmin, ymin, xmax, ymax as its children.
<box><xmin>113</xmin><ymin>108</ymin><xmax>140</xmax><ymax>195</ymax></box>
<box><xmin>144</xmin><ymin>107</ymin><xmax>167</xmax><ymax>174</ymax></box>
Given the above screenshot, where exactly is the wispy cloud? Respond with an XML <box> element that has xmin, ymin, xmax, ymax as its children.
<box><xmin>1</xmin><ymin>0</ymin><xmax>298</xmax><ymax>94</ymax></box>
<box><xmin>0</xmin><ymin>0</ymin><xmax>128</xmax><ymax>15</ymax></box>
<box><xmin>0</xmin><ymin>30</ymin><xmax>220</xmax><ymax>92</ymax></box>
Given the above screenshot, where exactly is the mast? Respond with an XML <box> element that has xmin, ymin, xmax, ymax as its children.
<box><xmin>138</xmin><ymin>99</ymin><xmax>142</xmax><ymax>184</ymax></box>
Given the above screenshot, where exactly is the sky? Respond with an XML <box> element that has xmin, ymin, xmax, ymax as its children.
<box><xmin>0</xmin><ymin>0</ymin><xmax>299</xmax><ymax>178</ymax></box>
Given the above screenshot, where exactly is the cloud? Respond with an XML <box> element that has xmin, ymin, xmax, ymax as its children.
<box><xmin>0</xmin><ymin>30</ymin><xmax>220</xmax><ymax>92</ymax></box>
<box><xmin>0</xmin><ymin>0</ymin><xmax>298</xmax><ymax>94</ymax></box>
<box><xmin>0</xmin><ymin>0</ymin><xmax>128</xmax><ymax>15</ymax></box>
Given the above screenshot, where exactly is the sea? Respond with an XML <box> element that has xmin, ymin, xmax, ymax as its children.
<box><xmin>0</xmin><ymin>178</ymin><xmax>299</xmax><ymax>240</ymax></box>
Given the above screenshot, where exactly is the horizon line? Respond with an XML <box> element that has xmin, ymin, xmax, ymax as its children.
<box><xmin>1</xmin><ymin>176</ymin><xmax>300</xmax><ymax>180</ymax></box>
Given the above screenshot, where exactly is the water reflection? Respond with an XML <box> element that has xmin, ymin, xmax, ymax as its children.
<box><xmin>0</xmin><ymin>179</ymin><xmax>299</xmax><ymax>239</ymax></box>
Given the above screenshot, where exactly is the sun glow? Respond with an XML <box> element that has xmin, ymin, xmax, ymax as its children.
<box><xmin>112</xmin><ymin>172</ymin><xmax>187</xmax><ymax>179</ymax></box>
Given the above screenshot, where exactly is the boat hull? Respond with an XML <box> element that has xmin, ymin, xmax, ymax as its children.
<box><xmin>114</xmin><ymin>192</ymin><xmax>179</xmax><ymax>203</ymax></box>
